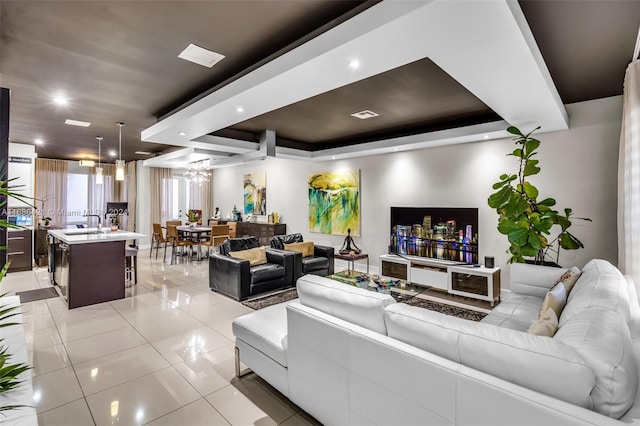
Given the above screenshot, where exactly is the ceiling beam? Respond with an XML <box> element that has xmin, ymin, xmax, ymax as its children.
<box><xmin>142</xmin><ymin>0</ymin><xmax>567</xmax><ymax>158</ymax></box>
<box><xmin>209</xmin><ymin>129</ymin><xmax>276</xmax><ymax>168</ymax></box>
<box><xmin>276</xmin><ymin>120</ymin><xmax>511</xmax><ymax>161</ymax></box>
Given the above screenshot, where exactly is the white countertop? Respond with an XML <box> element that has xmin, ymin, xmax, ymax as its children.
<box><xmin>48</xmin><ymin>228</ymin><xmax>146</xmax><ymax>245</ymax></box>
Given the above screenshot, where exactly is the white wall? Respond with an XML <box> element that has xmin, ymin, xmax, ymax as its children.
<box><xmin>8</xmin><ymin>143</ymin><xmax>36</xmax><ymax>208</ymax></box>
<box><xmin>212</xmin><ymin>96</ymin><xmax>622</xmax><ymax>288</ymax></box>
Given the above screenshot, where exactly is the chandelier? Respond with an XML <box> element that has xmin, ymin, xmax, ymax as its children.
<box><xmin>186</xmin><ymin>159</ymin><xmax>211</xmax><ymax>184</ymax></box>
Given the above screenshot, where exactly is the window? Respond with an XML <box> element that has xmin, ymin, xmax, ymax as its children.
<box><xmin>66</xmin><ymin>173</ymin><xmax>89</xmax><ymax>227</ymax></box>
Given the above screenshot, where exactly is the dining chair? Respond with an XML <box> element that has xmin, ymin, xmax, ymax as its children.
<box><xmin>200</xmin><ymin>224</ymin><xmax>229</xmax><ymax>256</ymax></box>
<box><xmin>150</xmin><ymin>223</ymin><xmax>168</xmax><ymax>260</ymax></box>
<box><xmin>166</xmin><ymin>225</ymin><xmax>193</xmax><ymax>264</ymax></box>
<box><xmin>227</xmin><ymin>221</ymin><xmax>237</xmax><ymax>238</ymax></box>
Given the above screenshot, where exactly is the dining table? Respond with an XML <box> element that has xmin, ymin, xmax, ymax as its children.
<box><xmin>177</xmin><ymin>225</ymin><xmax>211</xmax><ymax>260</ymax></box>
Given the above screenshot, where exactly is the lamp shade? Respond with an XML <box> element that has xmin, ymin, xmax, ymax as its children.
<box><xmin>115</xmin><ymin>160</ymin><xmax>125</xmax><ymax>181</ymax></box>
<box><xmin>95</xmin><ymin>167</ymin><xmax>104</xmax><ymax>185</ymax></box>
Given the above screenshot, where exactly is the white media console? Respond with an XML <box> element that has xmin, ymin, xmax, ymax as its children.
<box><xmin>379</xmin><ymin>254</ymin><xmax>501</xmax><ymax>305</ymax></box>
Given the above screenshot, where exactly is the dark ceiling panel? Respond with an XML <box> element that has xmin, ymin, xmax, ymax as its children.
<box><xmin>0</xmin><ymin>1</ymin><xmax>637</xmax><ymax>161</ymax></box>
<box><xmin>520</xmin><ymin>0</ymin><xmax>640</xmax><ymax>104</ymax></box>
<box><xmin>228</xmin><ymin>58</ymin><xmax>499</xmax><ymax>147</ymax></box>
<box><xmin>0</xmin><ymin>0</ymin><xmax>370</xmax><ymax>161</ymax></box>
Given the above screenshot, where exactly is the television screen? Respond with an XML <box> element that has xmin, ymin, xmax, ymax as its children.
<box><xmin>390</xmin><ymin>207</ymin><xmax>478</xmax><ymax>264</ymax></box>
<box><xmin>106</xmin><ymin>202</ymin><xmax>128</xmax><ymax>215</ymax></box>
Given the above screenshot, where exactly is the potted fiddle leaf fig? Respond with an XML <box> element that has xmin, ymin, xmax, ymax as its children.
<box><xmin>488</xmin><ymin>126</ymin><xmax>591</xmax><ymax>265</ymax></box>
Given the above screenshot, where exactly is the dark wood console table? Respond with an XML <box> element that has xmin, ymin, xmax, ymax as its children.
<box><xmin>235</xmin><ymin>223</ymin><xmax>286</xmax><ymax>246</ymax></box>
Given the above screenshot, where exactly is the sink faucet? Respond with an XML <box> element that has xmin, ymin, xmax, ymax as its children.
<box><xmin>83</xmin><ymin>214</ymin><xmax>102</xmax><ymax>231</ymax></box>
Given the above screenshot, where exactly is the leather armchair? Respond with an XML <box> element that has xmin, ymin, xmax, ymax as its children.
<box><xmin>209</xmin><ymin>236</ymin><xmax>296</xmax><ymax>301</ymax></box>
<box><xmin>270</xmin><ymin>233</ymin><xmax>334</xmax><ymax>279</ymax></box>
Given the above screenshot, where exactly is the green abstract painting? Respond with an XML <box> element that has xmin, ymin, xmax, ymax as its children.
<box><xmin>244</xmin><ymin>172</ymin><xmax>266</xmax><ymax>215</ymax></box>
<box><xmin>308</xmin><ymin>169</ymin><xmax>360</xmax><ymax>236</ymax></box>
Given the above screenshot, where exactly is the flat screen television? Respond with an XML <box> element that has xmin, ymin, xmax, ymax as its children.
<box><xmin>106</xmin><ymin>202</ymin><xmax>128</xmax><ymax>215</ymax></box>
<box><xmin>389</xmin><ymin>207</ymin><xmax>478</xmax><ymax>264</ymax></box>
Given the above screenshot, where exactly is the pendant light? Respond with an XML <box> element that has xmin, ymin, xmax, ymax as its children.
<box><xmin>115</xmin><ymin>122</ymin><xmax>125</xmax><ymax>181</ymax></box>
<box><xmin>95</xmin><ymin>136</ymin><xmax>104</xmax><ymax>185</ymax></box>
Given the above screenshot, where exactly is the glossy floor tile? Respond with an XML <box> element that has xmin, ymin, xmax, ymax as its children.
<box><xmin>150</xmin><ymin>326</ymin><xmax>231</xmax><ymax>365</ymax></box>
<box><xmin>57</xmin><ymin>312</ymin><xmax>130</xmax><ymax>343</ymax></box>
<box><xmin>37</xmin><ymin>398</ymin><xmax>95</xmax><ymax>426</ymax></box>
<box><xmin>12</xmin><ymin>253</ymin><xmax>318</xmax><ymax>425</ymax></box>
<box><xmin>85</xmin><ymin>367</ymin><xmax>200</xmax><ymax>425</ymax></box>
<box><xmin>32</xmin><ymin>366</ymin><xmax>84</xmax><ymax>413</ymax></box>
<box><xmin>145</xmin><ymin>398</ymin><xmax>230</xmax><ymax>426</ymax></box>
<box><xmin>207</xmin><ymin>375</ymin><xmax>298</xmax><ymax>426</ymax></box>
<box><xmin>29</xmin><ymin>343</ymin><xmax>72</xmax><ymax>377</ymax></box>
<box><xmin>74</xmin><ymin>344</ymin><xmax>170</xmax><ymax>396</ymax></box>
<box><xmin>64</xmin><ymin>326</ymin><xmax>147</xmax><ymax>364</ymax></box>
<box><xmin>132</xmin><ymin>311</ymin><xmax>205</xmax><ymax>342</ymax></box>
<box><xmin>173</xmin><ymin>344</ymin><xmax>236</xmax><ymax>396</ymax></box>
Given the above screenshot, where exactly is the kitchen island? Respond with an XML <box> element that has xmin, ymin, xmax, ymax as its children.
<box><xmin>48</xmin><ymin>228</ymin><xmax>145</xmax><ymax>308</ymax></box>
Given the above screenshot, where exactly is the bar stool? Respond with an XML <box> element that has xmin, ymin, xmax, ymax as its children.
<box><xmin>125</xmin><ymin>246</ymin><xmax>138</xmax><ymax>284</ymax></box>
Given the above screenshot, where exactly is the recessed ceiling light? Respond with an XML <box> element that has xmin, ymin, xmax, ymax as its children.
<box><xmin>178</xmin><ymin>43</ymin><xmax>225</xmax><ymax>68</ymax></box>
<box><xmin>331</xmin><ymin>156</ymin><xmax>336</xmax><ymax>160</ymax></box>
<box><xmin>135</xmin><ymin>151</ymin><xmax>152</xmax><ymax>155</ymax></box>
<box><xmin>34</xmin><ymin>138</ymin><xmax>44</xmax><ymax>145</ymax></box>
<box><xmin>394</xmin><ymin>148</ymin><xmax>398</xmax><ymax>152</ymax></box>
<box><xmin>178</xmin><ymin>131</ymin><xmax>187</xmax><ymax>136</ymax></box>
<box><xmin>350</xmin><ymin>110</ymin><xmax>379</xmax><ymax>120</ymax></box>
<box><xmin>236</xmin><ymin>107</ymin><xmax>244</xmax><ymax>113</ymax></box>
<box><xmin>53</xmin><ymin>95</ymin><xmax>68</xmax><ymax>105</ymax></box>
<box><xmin>483</xmin><ymin>135</ymin><xmax>490</xmax><ymax>139</ymax></box>
<box><xmin>348</xmin><ymin>59</ymin><xmax>361</xmax><ymax>70</ymax></box>
<box><xmin>108</xmin><ymin>150</ymin><xmax>117</xmax><ymax>157</ymax></box>
<box><xmin>65</xmin><ymin>119</ymin><xmax>91</xmax><ymax>127</ymax></box>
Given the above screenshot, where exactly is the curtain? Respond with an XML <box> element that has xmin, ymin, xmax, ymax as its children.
<box><xmin>88</xmin><ymin>163</ymin><xmax>117</xmax><ymax>217</ymax></box>
<box><xmin>189</xmin><ymin>178</ymin><xmax>212</xmax><ymax>223</ymax></box>
<box><xmin>150</xmin><ymin>167</ymin><xmax>173</xmax><ymax>234</ymax></box>
<box><xmin>35</xmin><ymin>159</ymin><xmax>68</xmax><ymax>228</ymax></box>
<box><xmin>618</xmin><ymin>59</ymin><xmax>640</xmax><ymax>283</ymax></box>
<box><xmin>126</xmin><ymin>161</ymin><xmax>137</xmax><ymax>232</ymax></box>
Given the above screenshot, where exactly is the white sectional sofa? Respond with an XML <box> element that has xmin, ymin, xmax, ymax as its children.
<box><xmin>232</xmin><ymin>259</ymin><xmax>640</xmax><ymax>425</ymax></box>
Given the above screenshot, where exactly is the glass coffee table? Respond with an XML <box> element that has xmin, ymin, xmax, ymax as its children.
<box><xmin>326</xmin><ymin>270</ymin><xmax>423</xmax><ymax>301</ymax></box>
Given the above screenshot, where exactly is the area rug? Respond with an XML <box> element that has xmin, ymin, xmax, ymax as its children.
<box><xmin>16</xmin><ymin>287</ymin><xmax>59</xmax><ymax>303</ymax></box>
<box><xmin>242</xmin><ymin>288</ymin><xmax>487</xmax><ymax>321</ymax></box>
<box><xmin>242</xmin><ymin>289</ymin><xmax>299</xmax><ymax>310</ymax></box>
<box><xmin>403</xmin><ymin>297</ymin><xmax>487</xmax><ymax>321</ymax></box>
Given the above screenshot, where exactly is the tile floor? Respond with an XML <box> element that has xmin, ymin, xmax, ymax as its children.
<box><xmin>3</xmin><ymin>251</ymin><xmax>320</xmax><ymax>426</ymax></box>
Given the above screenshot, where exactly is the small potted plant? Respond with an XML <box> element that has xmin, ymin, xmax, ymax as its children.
<box><xmin>42</xmin><ymin>217</ymin><xmax>51</xmax><ymax>228</ymax></box>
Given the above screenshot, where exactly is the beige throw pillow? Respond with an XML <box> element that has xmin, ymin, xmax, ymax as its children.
<box><xmin>528</xmin><ymin>307</ymin><xmax>559</xmax><ymax>337</ymax></box>
<box><xmin>540</xmin><ymin>281</ymin><xmax>567</xmax><ymax>318</ymax></box>
<box><xmin>229</xmin><ymin>246</ymin><xmax>267</xmax><ymax>266</ymax></box>
<box><xmin>557</xmin><ymin>266</ymin><xmax>581</xmax><ymax>294</ymax></box>
<box><xmin>285</xmin><ymin>241</ymin><xmax>315</xmax><ymax>257</ymax></box>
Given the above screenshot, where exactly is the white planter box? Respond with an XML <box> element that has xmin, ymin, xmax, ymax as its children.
<box><xmin>0</xmin><ymin>296</ymin><xmax>37</xmax><ymax>424</ymax></box>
